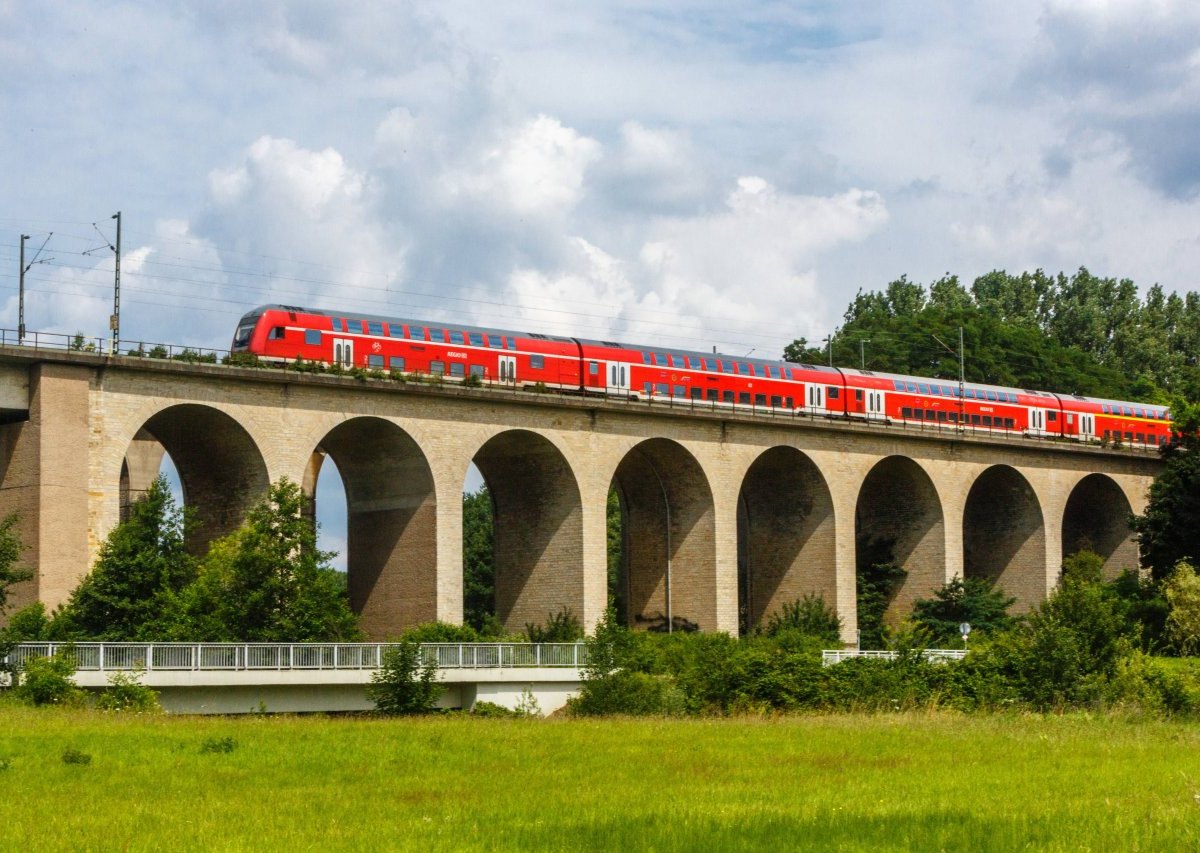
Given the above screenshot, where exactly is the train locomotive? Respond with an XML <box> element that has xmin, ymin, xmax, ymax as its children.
<box><xmin>232</xmin><ymin>304</ymin><xmax>1173</xmax><ymax>448</ymax></box>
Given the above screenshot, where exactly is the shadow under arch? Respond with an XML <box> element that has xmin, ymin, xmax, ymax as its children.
<box><xmin>127</xmin><ymin>403</ymin><xmax>270</xmax><ymax>554</ymax></box>
<box><xmin>855</xmin><ymin>455</ymin><xmax>945</xmax><ymax>621</ymax></box>
<box><xmin>736</xmin><ymin>446</ymin><xmax>836</xmax><ymax>634</ymax></box>
<box><xmin>610</xmin><ymin>438</ymin><xmax>716</xmax><ymax>632</ymax></box>
<box><xmin>1061</xmin><ymin>472</ymin><xmax>1137</xmax><ymax>581</ymax></box>
<box><xmin>472</xmin><ymin>429</ymin><xmax>583</xmax><ymax>633</ymax></box>
<box><xmin>963</xmin><ymin>464</ymin><xmax>1045</xmax><ymax>610</ymax></box>
<box><xmin>305</xmin><ymin>417</ymin><xmax>436</xmax><ymax>640</ymax></box>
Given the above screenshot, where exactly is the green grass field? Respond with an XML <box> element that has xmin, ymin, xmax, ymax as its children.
<box><xmin>3</xmin><ymin>705</ymin><xmax>1198</xmax><ymax>851</ymax></box>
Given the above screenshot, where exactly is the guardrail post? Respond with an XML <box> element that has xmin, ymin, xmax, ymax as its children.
<box><xmin>99</xmin><ymin>644</ymin><xmax>105</xmax><ymax>671</ymax></box>
<box><xmin>536</xmin><ymin>644</ymin><xmax>541</xmax><ymax>667</ymax></box>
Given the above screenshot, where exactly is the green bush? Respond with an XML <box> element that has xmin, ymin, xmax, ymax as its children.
<box><xmin>568</xmin><ymin>670</ymin><xmax>682</xmax><ymax>716</ymax></box>
<box><xmin>761</xmin><ymin>594</ymin><xmax>842</xmax><ymax>644</ymax></box>
<box><xmin>398</xmin><ymin>622</ymin><xmax>481</xmax><ymax>644</ymax></box>
<box><xmin>15</xmin><ymin>650</ymin><xmax>84</xmax><ymax>707</ymax></box>
<box><xmin>95</xmin><ymin>668</ymin><xmax>160</xmax><ymax>713</ymax></box>
<box><xmin>911</xmin><ymin>577</ymin><xmax>1015</xmax><ymax>646</ymax></box>
<box><xmin>367</xmin><ymin>641</ymin><xmax>441</xmax><ymax>715</ymax></box>
<box><xmin>525</xmin><ymin>610</ymin><xmax>583</xmax><ymax>643</ymax></box>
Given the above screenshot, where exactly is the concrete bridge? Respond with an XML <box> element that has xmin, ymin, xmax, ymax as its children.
<box><xmin>0</xmin><ymin>345</ymin><xmax>1160</xmax><ymax>641</ymax></box>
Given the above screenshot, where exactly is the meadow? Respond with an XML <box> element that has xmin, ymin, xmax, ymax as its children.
<box><xmin>3</xmin><ymin>704</ymin><xmax>1198</xmax><ymax>851</ymax></box>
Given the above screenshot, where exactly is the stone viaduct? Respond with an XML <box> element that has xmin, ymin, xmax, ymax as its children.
<box><xmin>0</xmin><ymin>351</ymin><xmax>1160</xmax><ymax>641</ymax></box>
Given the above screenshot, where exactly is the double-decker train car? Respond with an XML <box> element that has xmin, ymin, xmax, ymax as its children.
<box><xmin>231</xmin><ymin>304</ymin><xmax>1172</xmax><ymax>448</ymax></box>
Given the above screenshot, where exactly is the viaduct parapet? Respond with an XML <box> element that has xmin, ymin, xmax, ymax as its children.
<box><xmin>0</xmin><ymin>350</ymin><xmax>1161</xmax><ymax>641</ymax></box>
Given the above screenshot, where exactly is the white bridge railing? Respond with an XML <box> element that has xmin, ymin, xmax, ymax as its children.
<box><xmin>821</xmin><ymin>649</ymin><xmax>968</xmax><ymax>667</ymax></box>
<box><xmin>6</xmin><ymin>642</ymin><xmax>587</xmax><ymax>672</ymax></box>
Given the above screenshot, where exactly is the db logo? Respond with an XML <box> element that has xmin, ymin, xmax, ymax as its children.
<box><xmin>371</xmin><ymin>342</ymin><xmax>382</xmax><ymax>352</ymax></box>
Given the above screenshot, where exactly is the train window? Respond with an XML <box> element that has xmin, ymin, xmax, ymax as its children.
<box><xmin>707</xmin><ymin>389</ymin><xmax>719</xmax><ymax>402</ymax></box>
<box><xmin>504</xmin><ymin>337</ymin><xmax>515</xmax><ymax>349</ymax></box>
<box><xmin>984</xmin><ymin>391</ymin><xmax>995</xmax><ymax>402</ymax></box>
<box><xmin>1136</xmin><ymin>407</ymin><xmax>1145</xmax><ymax>418</ymax></box>
<box><xmin>644</xmin><ymin>382</ymin><xmax>654</xmax><ymax>396</ymax></box>
<box><xmin>723</xmin><ymin>391</ymin><xmax>735</xmax><ymax>403</ymax></box>
<box><xmin>893</xmin><ymin>380</ymin><xmax>905</xmax><ymax>391</ymax></box>
<box><xmin>949</xmin><ymin>412</ymin><xmax>959</xmax><ymax>423</ymax></box>
<box><xmin>1104</xmin><ymin>430</ymin><xmax>1111</xmax><ymax>441</ymax></box>
<box><xmin>771</xmin><ymin>395</ymin><xmax>782</xmax><ymax>407</ymax></box>
<box><xmin>736</xmin><ymin>392</ymin><xmax>750</xmax><ymax>405</ymax></box>
<box><xmin>691</xmin><ymin>388</ymin><xmax>702</xmax><ymax>400</ymax></box>
<box><xmin>530</xmin><ymin>355</ymin><xmax>545</xmax><ymax>370</ymax></box>
<box><xmin>654</xmin><ymin>354</ymin><xmax>668</xmax><ymax>367</ymax></box>
<box><xmin>918</xmin><ymin>383</ymin><xmax>929</xmax><ymax>394</ymax></box>
<box><xmin>914</xmin><ymin>409</ymin><xmax>924</xmax><ymax>420</ymax></box>
<box><xmin>387</xmin><ymin>324</ymin><xmax>403</xmax><ymax>338</ymax></box>
<box><xmin>345</xmin><ymin>320</ymin><xmax>362</xmax><ymax>334</ymax></box>
<box><xmin>487</xmin><ymin>336</ymin><xmax>502</xmax><ymax>348</ymax></box>
<box><xmin>389</xmin><ymin>357</ymin><xmax>405</xmax><ymax>371</ymax></box>
<box><xmin>902</xmin><ymin>407</ymin><xmax>913</xmax><ymax>418</ymax></box>
<box><xmin>741</xmin><ymin>363</ymin><xmax>754</xmax><ymax>376</ymax></box>
<box><xmin>470</xmin><ymin>365</ymin><xmax>485</xmax><ymax>377</ymax></box>
<box><xmin>1046</xmin><ymin>411</ymin><xmax>1057</xmax><ymax>422</ymax></box>
<box><xmin>827</xmin><ymin>387</ymin><xmax>839</xmax><ymax>399</ymax></box>
<box><xmin>1125</xmin><ymin>432</ymin><xmax>1133</xmax><ymax>442</ymax></box>
<box><xmin>366</xmin><ymin>322</ymin><xmax>383</xmax><ymax>336</ymax></box>
<box><xmin>642</xmin><ymin>353</ymin><xmax>652</xmax><ymax>364</ymax></box>
<box><xmin>449</xmin><ymin>331</ymin><xmax>464</xmax><ymax>345</ymax></box>
<box><xmin>929</xmin><ymin>385</ymin><xmax>941</xmax><ymax>396</ymax></box>
<box><xmin>430</xmin><ymin>361</ymin><xmax>445</xmax><ymax>375</ymax></box>
<box><xmin>331</xmin><ymin>318</ymin><xmax>344</xmax><ymax>332</ymax></box>
<box><xmin>1123</xmin><ymin>406</ymin><xmax>1133</xmax><ymax>416</ymax></box>
<box><xmin>450</xmin><ymin>363</ymin><xmax>465</xmax><ymax>377</ymax></box>
<box><xmin>752</xmin><ymin>393</ymin><xmax>765</xmax><ymax>406</ymax></box>
<box><xmin>304</xmin><ymin>330</ymin><xmax>321</xmax><ymax>346</ymax></box>
<box><xmin>1005</xmin><ymin>418</ymin><xmax>1014</xmax><ymax>429</ymax></box>
<box><xmin>674</xmin><ymin>385</ymin><xmax>686</xmax><ymax>398</ymax></box>
<box><xmin>1136</xmin><ymin>433</ymin><xmax>1145</xmax><ymax>443</ymax></box>
<box><xmin>590</xmin><ymin>362</ymin><xmax>599</xmax><ymax>375</ymax></box>
<box><xmin>469</xmin><ymin>333</ymin><xmax>483</xmax><ymax>347</ymax></box>
<box><xmin>268</xmin><ymin>327</ymin><xmax>286</xmax><ymax>340</ymax></box>
<box><xmin>941</xmin><ymin>386</ymin><xmax>952</xmax><ymax>396</ymax></box>
<box><xmin>937</xmin><ymin>411</ymin><xmax>948</xmax><ymax>422</ymax></box>
<box><xmin>855</xmin><ymin>389</ymin><xmax>864</xmax><ymax>401</ymax></box>
<box><xmin>417</xmin><ymin>327</ymin><xmax>429</xmax><ymax>341</ymax></box>
<box><xmin>971</xmin><ymin>414</ymin><xmax>981</xmax><ymax>425</ymax></box>
<box><xmin>785</xmin><ymin>396</ymin><xmax>794</xmax><ymax>408</ymax></box>
<box><xmin>903</xmin><ymin>382</ymin><xmax>916</xmax><ymax>392</ymax></box>
<box><xmin>1102</xmin><ymin>404</ymin><xmax>1110</xmax><ymax>414</ymax></box>
<box><xmin>657</xmin><ymin>383</ymin><xmax>670</xmax><ymax>396</ymax></box>
<box><xmin>982</xmin><ymin>416</ymin><xmax>992</xmax><ymax>426</ymax></box>
<box><xmin>368</xmin><ymin>355</ymin><xmax>384</xmax><ymax>368</ymax></box>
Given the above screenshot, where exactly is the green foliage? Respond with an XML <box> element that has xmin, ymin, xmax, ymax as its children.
<box><xmin>1</xmin><ymin>602</ymin><xmax>50</xmax><ymax>642</ymax></box>
<box><xmin>911</xmin><ymin>577</ymin><xmax>1016</xmax><ymax>646</ymax></box>
<box><xmin>463</xmin><ymin>373</ymin><xmax>482</xmax><ymax>387</ymax></box>
<box><xmin>60</xmin><ymin>747</ymin><xmax>91</xmax><ymax>766</ymax></box>
<box><xmin>1164</xmin><ymin>560</ymin><xmax>1200</xmax><ymax>656</ymax></box>
<box><xmin>397</xmin><ymin>621</ymin><xmax>481</xmax><ymax>644</ymax></box>
<box><xmin>224</xmin><ymin>352</ymin><xmax>260</xmax><ymax>368</ymax></box>
<box><xmin>95</xmin><ymin>668</ymin><xmax>161</xmax><ymax>713</ymax></box>
<box><xmin>1062</xmin><ymin>549</ymin><xmax>1104</xmax><ymax>585</ymax></box>
<box><xmin>367</xmin><ymin>641</ymin><xmax>441</xmax><ymax>715</ymax></box>
<box><xmin>0</xmin><ymin>513</ymin><xmax>29</xmax><ymax>616</ymax></box>
<box><xmin>606</xmin><ymin>488</ymin><xmax>625</xmax><ymax>617</ymax></box>
<box><xmin>52</xmin><ymin>477</ymin><xmax>194</xmax><ymax>641</ymax></box>
<box><xmin>167</xmin><ymin>478</ymin><xmax>362</xmax><ymax>642</ymax></box>
<box><xmin>15</xmin><ymin>650</ymin><xmax>84</xmax><ymax>707</ymax></box>
<box><xmin>761</xmin><ymin>594</ymin><xmax>842</xmax><ymax>644</ymax></box>
<box><xmin>1134</xmin><ymin>413</ymin><xmax>1200</xmax><ymax>581</ymax></box>
<box><xmin>855</xmin><ymin>559</ymin><xmax>907</xmax><ymax>649</ymax></box>
<box><xmin>524</xmin><ymin>610</ymin><xmax>583</xmax><ymax>643</ymax></box>
<box><xmin>462</xmin><ymin>487</ymin><xmax>495</xmax><ymax>633</ymax></box>
<box><xmin>199</xmin><ymin>736</ymin><xmax>237</xmax><ymax>754</ymax></box>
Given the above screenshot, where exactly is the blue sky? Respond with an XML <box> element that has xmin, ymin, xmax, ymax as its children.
<box><xmin>3</xmin><ymin>0</ymin><xmax>1200</xmax><ymax>566</ymax></box>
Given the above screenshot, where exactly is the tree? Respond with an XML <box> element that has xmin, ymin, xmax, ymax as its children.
<box><xmin>1133</xmin><ymin>405</ymin><xmax>1200</xmax><ymax>581</ymax></box>
<box><xmin>52</xmin><ymin>476</ymin><xmax>194</xmax><ymax>640</ymax></box>
<box><xmin>1163</xmin><ymin>560</ymin><xmax>1200</xmax><ymax>656</ymax></box>
<box><xmin>462</xmin><ymin>486</ymin><xmax>496</xmax><ymax>633</ymax></box>
<box><xmin>169</xmin><ymin>478</ymin><xmax>362</xmax><ymax>641</ymax></box>
<box><xmin>911</xmin><ymin>577</ymin><xmax>1015</xmax><ymax>646</ymax></box>
<box><xmin>366</xmin><ymin>641</ymin><xmax>441</xmax><ymax>715</ymax></box>
<box><xmin>0</xmin><ymin>513</ymin><xmax>29</xmax><ymax>618</ymax></box>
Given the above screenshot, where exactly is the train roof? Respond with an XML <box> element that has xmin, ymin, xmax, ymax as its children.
<box><xmin>245</xmin><ymin>304</ymin><xmax>576</xmax><ymax>343</ymax></box>
<box><xmin>575</xmin><ymin>336</ymin><xmax>835</xmax><ymax>374</ymax></box>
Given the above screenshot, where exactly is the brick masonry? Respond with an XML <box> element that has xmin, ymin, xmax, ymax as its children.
<box><xmin>0</xmin><ymin>351</ymin><xmax>1162</xmax><ymax>641</ymax></box>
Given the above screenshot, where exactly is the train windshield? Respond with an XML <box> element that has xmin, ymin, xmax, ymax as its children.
<box><xmin>232</xmin><ymin>323</ymin><xmax>256</xmax><ymax>349</ymax></box>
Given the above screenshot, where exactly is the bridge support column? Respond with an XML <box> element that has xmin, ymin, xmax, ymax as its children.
<box><xmin>0</xmin><ymin>363</ymin><xmax>92</xmax><ymax>615</ymax></box>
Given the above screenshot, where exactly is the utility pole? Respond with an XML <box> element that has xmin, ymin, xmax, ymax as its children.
<box><xmin>860</xmin><ymin>339</ymin><xmax>870</xmax><ymax>370</ymax></box>
<box><xmin>18</xmin><ymin>232</ymin><xmax>53</xmax><ymax>345</ymax></box>
<box><xmin>958</xmin><ymin>326</ymin><xmax>966</xmax><ymax>430</ymax></box>
<box><xmin>825</xmin><ymin>335</ymin><xmax>833</xmax><ymax>367</ymax></box>
<box><xmin>111</xmin><ymin>211</ymin><xmax>121</xmax><ymax>354</ymax></box>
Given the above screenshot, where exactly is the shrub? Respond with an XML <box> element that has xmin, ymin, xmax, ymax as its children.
<box><xmin>569</xmin><ymin>670</ymin><xmax>682</xmax><ymax>716</ymax></box>
<box><xmin>856</xmin><ymin>561</ymin><xmax>908</xmax><ymax>649</ymax></box>
<box><xmin>762</xmin><ymin>594</ymin><xmax>842</xmax><ymax>644</ymax></box>
<box><xmin>911</xmin><ymin>577</ymin><xmax>1015</xmax><ymax>646</ymax></box>
<box><xmin>225</xmin><ymin>352</ymin><xmax>260</xmax><ymax>368</ymax></box>
<box><xmin>61</xmin><ymin>747</ymin><xmax>91</xmax><ymax>766</ymax></box>
<box><xmin>398</xmin><ymin>622</ymin><xmax>481</xmax><ymax>644</ymax></box>
<box><xmin>1165</xmin><ymin>561</ymin><xmax>1200</xmax><ymax>656</ymax></box>
<box><xmin>95</xmin><ymin>667</ymin><xmax>160</xmax><ymax>713</ymax></box>
<box><xmin>15</xmin><ymin>650</ymin><xmax>84</xmax><ymax>707</ymax></box>
<box><xmin>147</xmin><ymin>345</ymin><xmax>169</xmax><ymax>359</ymax></box>
<box><xmin>367</xmin><ymin>641</ymin><xmax>442</xmax><ymax>715</ymax></box>
<box><xmin>525</xmin><ymin>610</ymin><xmax>584</xmax><ymax>643</ymax></box>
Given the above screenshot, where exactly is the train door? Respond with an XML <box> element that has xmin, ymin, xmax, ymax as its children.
<box><xmin>605</xmin><ymin>361</ymin><xmax>630</xmax><ymax>396</ymax></box>
<box><xmin>865</xmin><ymin>390</ymin><xmax>886</xmax><ymax>421</ymax></box>
<box><xmin>1079</xmin><ymin>413</ymin><xmax>1095</xmax><ymax>440</ymax></box>
<box><xmin>806</xmin><ymin>383</ymin><xmax>826</xmax><ymax>414</ymax></box>
<box><xmin>498</xmin><ymin>355</ymin><xmax>517</xmax><ymax>387</ymax></box>
<box><xmin>1029</xmin><ymin>407</ymin><xmax>1049</xmax><ymax>436</ymax></box>
<box><xmin>332</xmin><ymin>338</ymin><xmax>354</xmax><ymax>368</ymax></box>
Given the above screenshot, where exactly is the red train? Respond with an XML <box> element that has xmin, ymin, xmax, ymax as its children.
<box><xmin>232</xmin><ymin>304</ymin><xmax>1173</xmax><ymax>447</ymax></box>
